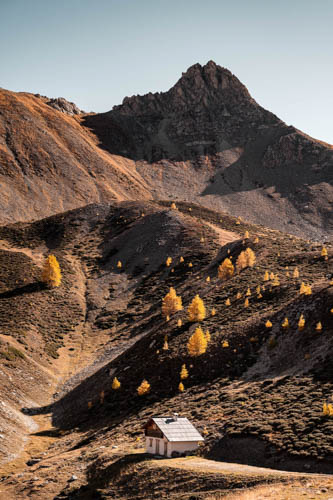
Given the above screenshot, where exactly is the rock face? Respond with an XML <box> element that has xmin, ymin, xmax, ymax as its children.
<box><xmin>45</xmin><ymin>97</ymin><xmax>82</xmax><ymax>115</ymax></box>
<box><xmin>0</xmin><ymin>61</ymin><xmax>332</xmax><ymax>240</ymax></box>
<box><xmin>82</xmin><ymin>61</ymin><xmax>333</xmax><ymax>240</ymax></box>
<box><xmin>84</xmin><ymin>60</ymin><xmax>280</xmax><ymax>161</ymax></box>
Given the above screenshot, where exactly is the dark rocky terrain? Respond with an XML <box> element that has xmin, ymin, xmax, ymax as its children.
<box><xmin>0</xmin><ymin>61</ymin><xmax>333</xmax><ymax>499</ymax></box>
<box><xmin>1</xmin><ymin>61</ymin><xmax>333</xmax><ymax>239</ymax></box>
<box><xmin>0</xmin><ymin>201</ymin><xmax>332</xmax><ymax>499</ymax></box>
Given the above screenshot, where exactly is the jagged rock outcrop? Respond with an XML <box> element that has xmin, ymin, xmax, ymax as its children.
<box><xmin>84</xmin><ymin>61</ymin><xmax>281</xmax><ymax>161</ymax></box>
<box><xmin>46</xmin><ymin>96</ymin><xmax>82</xmax><ymax>115</ymax></box>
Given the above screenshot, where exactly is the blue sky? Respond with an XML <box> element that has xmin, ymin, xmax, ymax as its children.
<box><xmin>1</xmin><ymin>0</ymin><xmax>333</xmax><ymax>143</ymax></box>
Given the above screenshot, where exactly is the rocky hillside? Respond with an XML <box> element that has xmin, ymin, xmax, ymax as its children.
<box><xmin>84</xmin><ymin>61</ymin><xmax>333</xmax><ymax>240</ymax></box>
<box><xmin>1</xmin><ymin>61</ymin><xmax>333</xmax><ymax>239</ymax></box>
<box><xmin>0</xmin><ymin>201</ymin><xmax>332</xmax><ymax>499</ymax></box>
<box><xmin>0</xmin><ymin>89</ymin><xmax>151</xmax><ymax>224</ymax></box>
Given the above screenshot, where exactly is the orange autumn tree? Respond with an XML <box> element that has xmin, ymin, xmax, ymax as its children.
<box><xmin>162</xmin><ymin>287</ymin><xmax>182</xmax><ymax>318</ymax></box>
<box><xmin>188</xmin><ymin>294</ymin><xmax>206</xmax><ymax>321</ymax></box>
<box><xmin>218</xmin><ymin>258</ymin><xmax>234</xmax><ymax>280</ymax></box>
<box><xmin>137</xmin><ymin>379</ymin><xmax>150</xmax><ymax>396</ymax></box>
<box><xmin>187</xmin><ymin>326</ymin><xmax>207</xmax><ymax>356</ymax></box>
<box><xmin>42</xmin><ymin>255</ymin><xmax>61</xmax><ymax>287</ymax></box>
<box><xmin>236</xmin><ymin>248</ymin><xmax>256</xmax><ymax>271</ymax></box>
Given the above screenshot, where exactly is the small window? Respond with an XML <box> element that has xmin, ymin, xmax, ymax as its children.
<box><xmin>149</xmin><ymin>438</ymin><xmax>153</xmax><ymax>447</ymax></box>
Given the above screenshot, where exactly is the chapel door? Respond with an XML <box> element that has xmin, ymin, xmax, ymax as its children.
<box><xmin>164</xmin><ymin>442</ymin><xmax>168</xmax><ymax>456</ymax></box>
<box><xmin>156</xmin><ymin>439</ymin><xmax>160</xmax><ymax>454</ymax></box>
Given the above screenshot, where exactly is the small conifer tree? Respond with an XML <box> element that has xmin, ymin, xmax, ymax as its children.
<box><xmin>244</xmin><ymin>298</ymin><xmax>249</xmax><ymax>307</ymax></box>
<box><xmin>117</xmin><ymin>260</ymin><xmax>122</xmax><ymax>269</ymax></box>
<box><xmin>179</xmin><ymin>382</ymin><xmax>184</xmax><ymax>392</ymax></box>
<box><xmin>316</xmin><ymin>321</ymin><xmax>322</xmax><ymax>332</ymax></box>
<box><xmin>206</xmin><ymin>276</ymin><xmax>210</xmax><ymax>282</ymax></box>
<box><xmin>187</xmin><ymin>326</ymin><xmax>207</xmax><ymax>356</ymax></box>
<box><xmin>218</xmin><ymin>258</ymin><xmax>234</xmax><ymax>280</ymax></box>
<box><xmin>180</xmin><ymin>364</ymin><xmax>188</xmax><ymax>379</ymax></box>
<box><xmin>282</xmin><ymin>317</ymin><xmax>289</xmax><ymax>329</ymax></box>
<box><xmin>236</xmin><ymin>251</ymin><xmax>247</xmax><ymax>271</ymax></box>
<box><xmin>112</xmin><ymin>377</ymin><xmax>121</xmax><ymax>390</ymax></box>
<box><xmin>162</xmin><ymin>287</ymin><xmax>183</xmax><ymax>318</ymax></box>
<box><xmin>244</xmin><ymin>230</ymin><xmax>249</xmax><ymax>239</ymax></box>
<box><xmin>245</xmin><ymin>248</ymin><xmax>256</xmax><ymax>267</ymax></box>
<box><xmin>254</xmin><ymin>237</ymin><xmax>259</xmax><ymax>244</ymax></box>
<box><xmin>180</xmin><ymin>256</ymin><xmax>184</xmax><ymax>263</ymax></box>
<box><xmin>42</xmin><ymin>255</ymin><xmax>61</xmax><ymax>287</ymax></box>
<box><xmin>321</xmin><ymin>247</ymin><xmax>328</xmax><ymax>259</ymax></box>
<box><xmin>225</xmin><ymin>298</ymin><xmax>231</xmax><ymax>306</ymax></box>
<box><xmin>293</xmin><ymin>267</ymin><xmax>299</xmax><ymax>278</ymax></box>
<box><xmin>222</xmin><ymin>340</ymin><xmax>229</xmax><ymax>348</ymax></box>
<box><xmin>264</xmin><ymin>271</ymin><xmax>269</xmax><ymax>281</ymax></box>
<box><xmin>211</xmin><ymin>307</ymin><xmax>216</xmax><ymax>316</ymax></box>
<box><xmin>245</xmin><ymin>287</ymin><xmax>251</xmax><ymax>297</ymax></box>
<box><xmin>188</xmin><ymin>262</ymin><xmax>193</xmax><ymax>268</ymax></box>
<box><xmin>298</xmin><ymin>314</ymin><xmax>305</xmax><ymax>331</ymax></box>
<box><xmin>166</xmin><ymin>257</ymin><xmax>172</xmax><ymax>267</ymax></box>
<box><xmin>177</xmin><ymin>318</ymin><xmax>183</xmax><ymax>327</ymax></box>
<box><xmin>236</xmin><ymin>292</ymin><xmax>242</xmax><ymax>299</ymax></box>
<box><xmin>137</xmin><ymin>379</ymin><xmax>150</xmax><ymax>396</ymax></box>
<box><xmin>188</xmin><ymin>295</ymin><xmax>206</xmax><ymax>322</ymax></box>
<box><xmin>171</xmin><ymin>202</ymin><xmax>177</xmax><ymax>209</ymax></box>
<box><xmin>265</xmin><ymin>320</ymin><xmax>272</xmax><ymax>328</ymax></box>
<box><xmin>205</xmin><ymin>329</ymin><xmax>211</xmax><ymax>342</ymax></box>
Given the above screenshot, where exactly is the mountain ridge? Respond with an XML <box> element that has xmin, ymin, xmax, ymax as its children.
<box><xmin>0</xmin><ymin>61</ymin><xmax>332</xmax><ymax>241</ymax></box>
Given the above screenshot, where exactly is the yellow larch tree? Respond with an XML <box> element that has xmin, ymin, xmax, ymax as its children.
<box><xmin>170</xmin><ymin>202</ymin><xmax>177</xmax><ymax>209</ymax></box>
<box><xmin>42</xmin><ymin>255</ymin><xmax>61</xmax><ymax>287</ymax></box>
<box><xmin>218</xmin><ymin>258</ymin><xmax>234</xmax><ymax>280</ymax></box>
<box><xmin>187</xmin><ymin>326</ymin><xmax>207</xmax><ymax>356</ymax></box>
<box><xmin>316</xmin><ymin>322</ymin><xmax>322</xmax><ymax>332</ymax></box>
<box><xmin>188</xmin><ymin>295</ymin><xmax>206</xmax><ymax>322</ymax></box>
<box><xmin>180</xmin><ymin>256</ymin><xmax>184</xmax><ymax>263</ymax></box>
<box><xmin>180</xmin><ymin>364</ymin><xmax>188</xmax><ymax>379</ymax></box>
<box><xmin>112</xmin><ymin>377</ymin><xmax>121</xmax><ymax>390</ymax></box>
<box><xmin>166</xmin><ymin>257</ymin><xmax>172</xmax><ymax>267</ymax></box>
<box><xmin>177</xmin><ymin>318</ymin><xmax>183</xmax><ymax>327</ymax></box>
<box><xmin>245</xmin><ymin>248</ymin><xmax>256</xmax><ymax>267</ymax></box>
<box><xmin>264</xmin><ymin>271</ymin><xmax>269</xmax><ymax>281</ymax></box>
<box><xmin>225</xmin><ymin>298</ymin><xmax>231</xmax><ymax>306</ymax></box>
<box><xmin>205</xmin><ymin>329</ymin><xmax>211</xmax><ymax>343</ymax></box>
<box><xmin>211</xmin><ymin>307</ymin><xmax>216</xmax><ymax>317</ymax></box>
<box><xmin>236</xmin><ymin>251</ymin><xmax>247</xmax><ymax>271</ymax></box>
<box><xmin>179</xmin><ymin>382</ymin><xmax>184</xmax><ymax>392</ymax></box>
<box><xmin>321</xmin><ymin>247</ymin><xmax>328</xmax><ymax>260</ymax></box>
<box><xmin>298</xmin><ymin>314</ymin><xmax>305</xmax><ymax>331</ymax></box>
<box><xmin>293</xmin><ymin>267</ymin><xmax>300</xmax><ymax>278</ymax></box>
<box><xmin>117</xmin><ymin>260</ymin><xmax>122</xmax><ymax>269</ymax></box>
<box><xmin>137</xmin><ymin>379</ymin><xmax>150</xmax><ymax>396</ymax></box>
<box><xmin>244</xmin><ymin>298</ymin><xmax>249</xmax><ymax>307</ymax></box>
<box><xmin>162</xmin><ymin>287</ymin><xmax>182</xmax><ymax>318</ymax></box>
<box><xmin>282</xmin><ymin>317</ymin><xmax>289</xmax><ymax>329</ymax></box>
<box><xmin>265</xmin><ymin>320</ymin><xmax>272</xmax><ymax>328</ymax></box>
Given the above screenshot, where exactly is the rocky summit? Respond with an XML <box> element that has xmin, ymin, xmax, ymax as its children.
<box><xmin>1</xmin><ymin>61</ymin><xmax>333</xmax><ymax>237</ymax></box>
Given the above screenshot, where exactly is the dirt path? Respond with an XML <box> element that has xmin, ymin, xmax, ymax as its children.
<box><xmin>153</xmin><ymin>456</ymin><xmax>333</xmax><ymax>478</ymax></box>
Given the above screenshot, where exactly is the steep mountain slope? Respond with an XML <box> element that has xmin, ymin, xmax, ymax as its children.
<box><xmin>83</xmin><ymin>61</ymin><xmax>333</xmax><ymax>240</ymax></box>
<box><xmin>0</xmin><ymin>89</ymin><xmax>151</xmax><ymax>224</ymax></box>
<box><xmin>0</xmin><ymin>201</ymin><xmax>332</xmax><ymax>499</ymax></box>
<box><xmin>1</xmin><ymin>62</ymin><xmax>333</xmax><ymax>239</ymax></box>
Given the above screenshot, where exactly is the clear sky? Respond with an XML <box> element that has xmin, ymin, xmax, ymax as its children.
<box><xmin>1</xmin><ymin>0</ymin><xmax>332</xmax><ymax>143</ymax></box>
